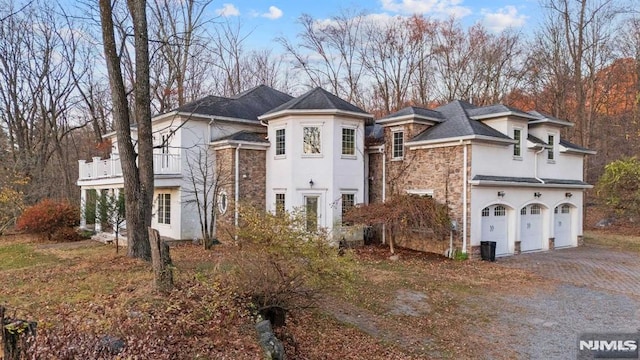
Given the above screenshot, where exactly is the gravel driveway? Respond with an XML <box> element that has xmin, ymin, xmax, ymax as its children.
<box><xmin>484</xmin><ymin>245</ymin><xmax>640</xmax><ymax>359</ymax></box>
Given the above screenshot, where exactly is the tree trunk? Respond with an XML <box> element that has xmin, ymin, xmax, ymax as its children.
<box><xmin>149</xmin><ymin>227</ymin><xmax>174</xmax><ymax>294</ymax></box>
<box><xmin>1</xmin><ymin>306</ymin><xmax>37</xmax><ymax>360</ymax></box>
<box><xmin>99</xmin><ymin>0</ymin><xmax>152</xmax><ymax>261</ymax></box>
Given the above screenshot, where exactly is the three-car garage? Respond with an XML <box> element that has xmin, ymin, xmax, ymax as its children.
<box><xmin>478</xmin><ymin>200</ymin><xmax>577</xmax><ymax>257</ymax></box>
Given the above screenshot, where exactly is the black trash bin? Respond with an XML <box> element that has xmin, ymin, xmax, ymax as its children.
<box><xmin>480</xmin><ymin>241</ymin><xmax>496</xmax><ymax>262</ymax></box>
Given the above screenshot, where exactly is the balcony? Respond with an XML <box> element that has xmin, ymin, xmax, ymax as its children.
<box><xmin>78</xmin><ymin>154</ymin><xmax>181</xmax><ymax>181</ymax></box>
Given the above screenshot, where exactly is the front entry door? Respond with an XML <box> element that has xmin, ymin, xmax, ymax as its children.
<box><xmin>305</xmin><ymin>196</ymin><xmax>319</xmax><ymax>232</ymax></box>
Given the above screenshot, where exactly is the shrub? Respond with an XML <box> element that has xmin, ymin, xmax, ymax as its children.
<box><xmin>597</xmin><ymin>157</ymin><xmax>640</xmax><ymax>219</ymax></box>
<box><xmin>0</xmin><ymin>186</ymin><xmax>24</xmax><ymax>235</ymax></box>
<box><xmin>16</xmin><ymin>199</ymin><xmax>79</xmax><ymax>241</ymax></box>
<box><xmin>226</xmin><ymin>205</ymin><xmax>354</xmax><ymax>317</ymax></box>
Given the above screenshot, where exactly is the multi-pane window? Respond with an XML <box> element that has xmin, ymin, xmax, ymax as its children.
<box><xmin>531</xmin><ymin>204</ymin><xmax>541</xmax><ymax>215</ymax></box>
<box><xmin>482</xmin><ymin>207</ymin><xmax>490</xmax><ymax>217</ymax></box>
<box><xmin>342</xmin><ymin>128</ymin><xmax>355</xmax><ymax>156</ymax></box>
<box><xmin>494</xmin><ymin>206</ymin><xmax>506</xmax><ymax>216</ymax></box>
<box><xmin>341</xmin><ymin>193</ymin><xmax>355</xmax><ymax>225</ymax></box>
<box><xmin>392</xmin><ymin>131</ymin><xmax>404</xmax><ymax>159</ymax></box>
<box><xmin>303</xmin><ymin>126</ymin><xmax>321</xmax><ymax>154</ymax></box>
<box><xmin>275</xmin><ymin>193</ymin><xmax>285</xmax><ymax>216</ymax></box>
<box><xmin>275</xmin><ymin>128</ymin><xmax>285</xmax><ymax>156</ymax></box>
<box><xmin>520</xmin><ymin>207</ymin><xmax>527</xmax><ymax>215</ymax></box>
<box><xmin>158</xmin><ymin>193</ymin><xmax>171</xmax><ymax>224</ymax></box>
<box><xmin>548</xmin><ymin>135</ymin><xmax>555</xmax><ymax>161</ymax></box>
<box><xmin>305</xmin><ymin>196</ymin><xmax>319</xmax><ymax>232</ymax></box>
<box><xmin>561</xmin><ymin>204</ymin><xmax>570</xmax><ymax>213</ymax></box>
<box><xmin>513</xmin><ymin>129</ymin><xmax>521</xmax><ymax>157</ymax></box>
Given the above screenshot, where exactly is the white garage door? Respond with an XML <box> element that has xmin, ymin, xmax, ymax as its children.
<box><xmin>554</xmin><ymin>204</ymin><xmax>572</xmax><ymax>248</ymax></box>
<box><xmin>520</xmin><ymin>204</ymin><xmax>543</xmax><ymax>252</ymax></box>
<box><xmin>481</xmin><ymin>205</ymin><xmax>509</xmax><ymax>256</ymax></box>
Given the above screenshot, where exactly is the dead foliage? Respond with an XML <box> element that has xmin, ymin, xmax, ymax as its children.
<box><xmin>0</xmin><ymin>234</ymin><xmax>552</xmax><ymax>359</ymax></box>
<box><xmin>345</xmin><ymin>194</ymin><xmax>450</xmax><ymax>253</ymax></box>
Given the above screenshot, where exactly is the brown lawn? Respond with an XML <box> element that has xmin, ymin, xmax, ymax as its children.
<box><xmin>0</xmin><ymin>233</ymin><xmax>558</xmax><ymax>359</ymax></box>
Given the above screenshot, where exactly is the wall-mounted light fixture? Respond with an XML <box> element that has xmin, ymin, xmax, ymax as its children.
<box><xmin>565</xmin><ymin>192</ymin><xmax>573</xmax><ymax>198</ymax></box>
<box><xmin>497</xmin><ymin>191</ymin><xmax>505</xmax><ymax>198</ymax></box>
<box><xmin>534</xmin><ymin>192</ymin><xmax>542</xmax><ymax>198</ymax></box>
<box><xmin>309</xmin><ymin>179</ymin><xmax>314</xmax><ymax>188</ymax></box>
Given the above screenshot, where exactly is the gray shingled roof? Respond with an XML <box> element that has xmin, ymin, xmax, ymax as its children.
<box><xmin>263</xmin><ymin>87</ymin><xmax>369</xmax><ymax>116</ymax></box>
<box><xmin>560</xmin><ymin>139</ymin><xmax>595</xmax><ymax>153</ymax></box>
<box><xmin>527</xmin><ymin>134</ymin><xmax>550</xmax><ymax>147</ymax></box>
<box><xmin>171</xmin><ymin>85</ymin><xmax>293</xmax><ymax>121</ymax></box>
<box><xmin>214</xmin><ymin>131</ymin><xmax>268</xmax><ymax>143</ymax></box>
<box><xmin>409</xmin><ymin>101</ymin><xmax>513</xmax><ymax>142</ymax></box>
<box><xmin>365</xmin><ymin>124</ymin><xmax>384</xmax><ymax>141</ymax></box>
<box><xmin>380</xmin><ymin>106</ymin><xmax>444</xmax><ymax>121</ymax></box>
<box><xmin>527</xmin><ymin>110</ymin><xmax>573</xmax><ymax>126</ymax></box>
<box><xmin>472</xmin><ymin>175</ymin><xmax>589</xmax><ymax>186</ymax></box>
<box><xmin>467</xmin><ymin>104</ymin><xmax>537</xmax><ymax>119</ymax></box>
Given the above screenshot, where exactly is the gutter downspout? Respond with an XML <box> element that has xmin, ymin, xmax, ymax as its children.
<box><xmin>462</xmin><ymin>142</ymin><xmax>468</xmax><ymax>254</ymax></box>
<box><xmin>534</xmin><ymin>147</ymin><xmax>546</xmax><ymax>184</ymax></box>
<box><xmin>235</xmin><ymin>143</ymin><xmax>242</xmax><ymax>241</ymax></box>
<box><xmin>380</xmin><ymin>146</ymin><xmax>386</xmax><ymax>245</ymax></box>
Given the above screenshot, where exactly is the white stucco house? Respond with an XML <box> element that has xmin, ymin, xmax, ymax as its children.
<box><xmin>78</xmin><ymin>85</ymin><xmax>594</xmax><ymax>257</ymax></box>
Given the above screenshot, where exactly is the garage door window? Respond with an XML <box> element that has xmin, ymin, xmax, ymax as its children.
<box><xmin>561</xmin><ymin>205</ymin><xmax>570</xmax><ymax>213</ymax></box>
<box><xmin>494</xmin><ymin>206</ymin><xmax>506</xmax><ymax>216</ymax></box>
<box><xmin>482</xmin><ymin>207</ymin><xmax>490</xmax><ymax>217</ymax></box>
<box><xmin>531</xmin><ymin>204</ymin><xmax>541</xmax><ymax>215</ymax></box>
<box><xmin>520</xmin><ymin>208</ymin><xmax>526</xmax><ymax>215</ymax></box>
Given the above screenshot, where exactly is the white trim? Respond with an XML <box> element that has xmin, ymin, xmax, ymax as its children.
<box><xmin>559</xmin><ymin>145</ymin><xmax>597</xmax><ymax>155</ymax></box>
<box><xmin>376</xmin><ymin>116</ymin><xmax>441</xmax><ymax>126</ymax></box>
<box><xmin>469</xmin><ymin>111</ymin><xmax>539</xmax><ymax>121</ymax></box>
<box><xmin>406</xmin><ymin>189</ymin><xmax>434</xmax><ymax>197</ymax></box>
<box><xmin>259</xmin><ymin>109</ymin><xmax>372</xmax><ymax>121</ymax></box>
<box><xmin>406</xmin><ymin>135</ymin><xmax>516</xmax><ymax>148</ymax></box>
<box><xmin>209</xmin><ymin>140</ymin><xmax>269</xmax><ymax>150</ymax></box>
<box><xmin>470</xmin><ymin>180</ymin><xmax>593</xmax><ymax>189</ymax></box>
<box><xmin>528</xmin><ymin>118</ymin><xmax>574</xmax><ymax>127</ymax></box>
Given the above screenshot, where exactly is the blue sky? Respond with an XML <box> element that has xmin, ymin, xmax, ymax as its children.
<box><xmin>213</xmin><ymin>0</ymin><xmax>544</xmax><ymax>47</ymax></box>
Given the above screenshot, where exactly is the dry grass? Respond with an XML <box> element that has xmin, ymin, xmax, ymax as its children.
<box><xmin>583</xmin><ymin>230</ymin><xmax>640</xmax><ymax>253</ymax></box>
<box><xmin>0</xmin><ymin>235</ymin><xmax>550</xmax><ymax>359</ymax></box>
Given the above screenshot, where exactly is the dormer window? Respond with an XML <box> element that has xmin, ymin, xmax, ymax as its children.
<box><xmin>513</xmin><ymin>128</ymin><xmax>522</xmax><ymax>157</ymax></box>
<box><xmin>392</xmin><ymin>130</ymin><xmax>404</xmax><ymax>159</ymax></box>
<box><xmin>303</xmin><ymin>126</ymin><xmax>321</xmax><ymax>155</ymax></box>
<box><xmin>547</xmin><ymin>135</ymin><xmax>555</xmax><ymax>161</ymax></box>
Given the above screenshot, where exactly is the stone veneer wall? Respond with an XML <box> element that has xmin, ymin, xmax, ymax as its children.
<box><xmin>214</xmin><ymin>148</ymin><xmax>236</xmax><ymax>242</ymax></box>
<box><xmin>368</xmin><ymin>152</ymin><xmax>383</xmax><ymax>204</ymax></box>
<box><xmin>381</xmin><ymin>124</ymin><xmax>472</xmax><ymax>254</ymax></box>
<box><xmin>238</xmin><ymin>149</ymin><xmax>266</xmax><ymax>210</ymax></box>
<box><xmin>213</xmin><ymin>147</ymin><xmax>267</xmax><ymax>242</ymax></box>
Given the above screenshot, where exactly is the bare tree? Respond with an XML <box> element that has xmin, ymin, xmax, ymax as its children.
<box><xmin>99</xmin><ymin>0</ymin><xmax>153</xmax><ymax>260</ymax></box>
<box><xmin>183</xmin><ymin>146</ymin><xmax>233</xmax><ymax>249</ymax></box>
<box><xmin>148</xmin><ymin>0</ymin><xmax>213</xmax><ymax>112</ymax></box>
<box><xmin>278</xmin><ymin>10</ymin><xmax>367</xmax><ymax>106</ymax></box>
<box><xmin>541</xmin><ymin>0</ymin><xmax>625</xmax><ymax>148</ymax></box>
<box><xmin>361</xmin><ymin>16</ymin><xmax>421</xmax><ymax>113</ymax></box>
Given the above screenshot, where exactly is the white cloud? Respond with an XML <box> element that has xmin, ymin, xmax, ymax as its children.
<box><xmin>380</xmin><ymin>0</ymin><xmax>471</xmax><ymax>18</ymax></box>
<box><xmin>261</xmin><ymin>6</ymin><xmax>283</xmax><ymax>20</ymax></box>
<box><xmin>481</xmin><ymin>6</ymin><xmax>528</xmax><ymax>32</ymax></box>
<box><xmin>215</xmin><ymin>3</ymin><xmax>240</xmax><ymax>17</ymax></box>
